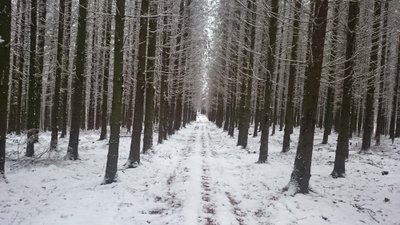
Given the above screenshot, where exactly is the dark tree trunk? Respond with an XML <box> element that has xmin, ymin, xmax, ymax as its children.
<box><xmin>322</xmin><ymin>1</ymin><xmax>340</xmax><ymax>144</ymax></box>
<box><xmin>361</xmin><ymin>0</ymin><xmax>381</xmax><ymax>152</ymax></box>
<box><xmin>126</xmin><ymin>0</ymin><xmax>151</xmax><ymax>168</ymax></box>
<box><xmin>171</xmin><ymin>0</ymin><xmax>186</xmax><ymax>133</ymax></box>
<box><xmin>15</xmin><ymin>0</ymin><xmax>27</xmax><ymax>136</ymax></box>
<box><xmin>390</xmin><ymin>35</ymin><xmax>400</xmax><ymax>142</ymax></box>
<box><xmin>279</xmin><ymin>74</ymin><xmax>286</xmax><ymax>132</ymax></box>
<box><xmin>60</xmin><ymin>0</ymin><xmax>73</xmax><ymax>138</ymax></box>
<box><xmin>99</xmin><ymin>0</ymin><xmax>112</xmax><ymax>141</ymax></box>
<box><xmin>0</xmin><ymin>0</ymin><xmax>11</xmax><ymax>178</ymax></box>
<box><xmin>158</xmin><ymin>2</ymin><xmax>171</xmax><ymax>144</ymax></box>
<box><xmin>253</xmin><ymin>81</ymin><xmax>262</xmax><ymax>137</ymax></box>
<box><xmin>66</xmin><ymin>0</ymin><xmax>88</xmax><ymax>160</ymax></box>
<box><xmin>396</xmin><ymin>97</ymin><xmax>400</xmax><ymax>137</ymax></box>
<box><xmin>88</xmin><ymin>5</ymin><xmax>98</xmax><ymax>131</ymax></box>
<box><xmin>282</xmin><ymin>0</ymin><xmax>301</xmax><ymax>153</ymax></box>
<box><xmin>350</xmin><ymin>100</ymin><xmax>357</xmax><ymax>137</ymax></box>
<box><xmin>216</xmin><ymin>92</ymin><xmax>224</xmax><ymax>128</ymax></box>
<box><xmin>332</xmin><ymin>0</ymin><xmax>359</xmax><ymax>178</ymax></box>
<box><xmin>375</xmin><ymin>0</ymin><xmax>388</xmax><ymax>146</ymax></box>
<box><xmin>237</xmin><ymin>0</ymin><xmax>256</xmax><ymax>149</ymax></box>
<box><xmin>271</xmin><ymin>68</ymin><xmax>280</xmax><ymax>136</ymax></box>
<box><xmin>50</xmin><ymin>0</ymin><xmax>66</xmax><ymax>150</ymax></box>
<box><xmin>26</xmin><ymin>0</ymin><xmax>40</xmax><ymax>157</ymax></box>
<box><xmin>143</xmin><ymin>1</ymin><xmax>158</xmax><ymax>153</ymax></box>
<box><xmin>287</xmin><ymin>0</ymin><xmax>329</xmax><ymax>193</ymax></box>
<box><xmin>259</xmin><ymin>0</ymin><xmax>279</xmax><ymax>162</ymax></box>
<box><xmin>103</xmin><ymin>0</ymin><xmax>125</xmax><ymax>184</ymax></box>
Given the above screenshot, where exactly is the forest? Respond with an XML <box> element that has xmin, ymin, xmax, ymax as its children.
<box><xmin>0</xmin><ymin>0</ymin><xmax>399</xmax><ymax>224</ymax></box>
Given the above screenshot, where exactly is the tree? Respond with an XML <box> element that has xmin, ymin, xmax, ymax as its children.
<box><xmin>158</xmin><ymin>1</ymin><xmax>171</xmax><ymax>144</ymax></box>
<box><xmin>0</xmin><ymin>0</ymin><xmax>12</xmax><ymax>178</ymax></box>
<box><xmin>375</xmin><ymin>0</ymin><xmax>389</xmax><ymax>146</ymax></box>
<box><xmin>321</xmin><ymin>1</ymin><xmax>341</xmax><ymax>145</ymax></box>
<box><xmin>143</xmin><ymin>0</ymin><xmax>158</xmax><ymax>153</ymax></box>
<box><xmin>390</xmin><ymin>34</ymin><xmax>400</xmax><ymax>143</ymax></box>
<box><xmin>126</xmin><ymin>0</ymin><xmax>151</xmax><ymax>168</ymax></box>
<box><xmin>361</xmin><ymin>0</ymin><xmax>381</xmax><ymax>152</ymax></box>
<box><xmin>103</xmin><ymin>0</ymin><xmax>126</xmax><ymax>184</ymax></box>
<box><xmin>26</xmin><ymin>0</ymin><xmax>41</xmax><ymax>157</ymax></box>
<box><xmin>60</xmin><ymin>0</ymin><xmax>73</xmax><ymax>138</ymax></box>
<box><xmin>66</xmin><ymin>0</ymin><xmax>89</xmax><ymax>160</ymax></box>
<box><xmin>282</xmin><ymin>0</ymin><xmax>302</xmax><ymax>152</ymax></box>
<box><xmin>332</xmin><ymin>0</ymin><xmax>359</xmax><ymax>178</ymax></box>
<box><xmin>286</xmin><ymin>0</ymin><xmax>329</xmax><ymax>194</ymax></box>
<box><xmin>99</xmin><ymin>0</ymin><xmax>113</xmax><ymax>141</ymax></box>
<box><xmin>50</xmin><ymin>0</ymin><xmax>66</xmax><ymax>150</ymax></box>
<box><xmin>237</xmin><ymin>0</ymin><xmax>256</xmax><ymax>149</ymax></box>
<box><xmin>258</xmin><ymin>0</ymin><xmax>279</xmax><ymax>162</ymax></box>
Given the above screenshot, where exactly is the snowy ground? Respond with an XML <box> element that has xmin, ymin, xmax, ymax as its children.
<box><xmin>1</xmin><ymin>115</ymin><xmax>400</xmax><ymax>225</ymax></box>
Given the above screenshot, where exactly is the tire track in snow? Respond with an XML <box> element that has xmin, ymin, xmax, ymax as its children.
<box><xmin>200</xmin><ymin>129</ymin><xmax>217</xmax><ymax>225</ymax></box>
<box><xmin>205</xmin><ymin>122</ymin><xmax>249</xmax><ymax>225</ymax></box>
<box><xmin>149</xmin><ymin>127</ymin><xmax>198</xmax><ymax>217</ymax></box>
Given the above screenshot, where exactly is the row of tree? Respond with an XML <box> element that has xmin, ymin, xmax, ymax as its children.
<box><xmin>206</xmin><ymin>0</ymin><xmax>400</xmax><ymax>193</ymax></box>
<box><xmin>0</xmin><ymin>0</ymin><xmax>207</xmax><ymax>183</ymax></box>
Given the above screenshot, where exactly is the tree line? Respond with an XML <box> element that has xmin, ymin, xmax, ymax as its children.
<box><xmin>206</xmin><ymin>0</ymin><xmax>400</xmax><ymax>194</ymax></box>
<box><xmin>0</xmin><ymin>0</ymin><xmax>206</xmax><ymax>183</ymax></box>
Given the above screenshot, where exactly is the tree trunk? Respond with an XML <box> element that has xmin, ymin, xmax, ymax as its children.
<box><xmin>126</xmin><ymin>0</ymin><xmax>151</xmax><ymax>168</ymax></box>
<box><xmin>259</xmin><ymin>0</ymin><xmax>279</xmax><ymax>162</ymax></box>
<box><xmin>361</xmin><ymin>0</ymin><xmax>381</xmax><ymax>152</ymax></box>
<box><xmin>143</xmin><ymin>1</ymin><xmax>158</xmax><ymax>153</ymax></box>
<box><xmin>287</xmin><ymin>0</ymin><xmax>329</xmax><ymax>194</ymax></box>
<box><xmin>0</xmin><ymin>0</ymin><xmax>11</xmax><ymax>178</ymax></box>
<box><xmin>237</xmin><ymin>0</ymin><xmax>256</xmax><ymax>149</ymax></box>
<box><xmin>322</xmin><ymin>1</ymin><xmax>340</xmax><ymax>144</ymax></box>
<box><xmin>375</xmin><ymin>0</ymin><xmax>388</xmax><ymax>146</ymax></box>
<box><xmin>332</xmin><ymin>0</ymin><xmax>359</xmax><ymax>178</ymax></box>
<box><xmin>282</xmin><ymin>0</ymin><xmax>301</xmax><ymax>153</ymax></box>
<box><xmin>60</xmin><ymin>0</ymin><xmax>73</xmax><ymax>138</ymax></box>
<box><xmin>99</xmin><ymin>0</ymin><xmax>112</xmax><ymax>141</ymax></box>
<box><xmin>104</xmin><ymin>0</ymin><xmax>125</xmax><ymax>184</ymax></box>
<box><xmin>158</xmin><ymin>2</ymin><xmax>171</xmax><ymax>144</ymax></box>
<box><xmin>66</xmin><ymin>0</ymin><xmax>88</xmax><ymax>160</ymax></box>
<box><xmin>50</xmin><ymin>0</ymin><xmax>66</xmax><ymax>150</ymax></box>
<box><xmin>390</xmin><ymin>35</ymin><xmax>400</xmax><ymax>142</ymax></box>
<box><xmin>26</xmin><ymin>0</ymin><xmax>40</xmax><ymax>157</ymax></box>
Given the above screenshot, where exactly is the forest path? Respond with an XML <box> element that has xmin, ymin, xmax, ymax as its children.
<box><xmin>160</xmin><ymin>115</ymin><xmax>247</xmax><ymax>225</ymax></box>
<box><xmin>167</xmin><ymin>115</ymin><xmax>265</xmax><ymax>225</ymax></box>
<box><xmin>2</xmin><ymin>115</ymin><xmax>400</xmax><ymax>225</ymax></box>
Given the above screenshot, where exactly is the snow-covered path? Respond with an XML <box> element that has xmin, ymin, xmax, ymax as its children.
<box><xmin>1</xmin><ymin>115</ymin><xmax>400</xmax><ymax>225</ymax></box>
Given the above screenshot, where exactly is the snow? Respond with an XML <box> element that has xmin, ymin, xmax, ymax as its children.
<box><xmin>1</xmin><ymin>115</ymin><xmax>400</xmax><ymax>225</ymax></box>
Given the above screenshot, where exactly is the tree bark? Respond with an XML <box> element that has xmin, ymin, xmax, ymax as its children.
<box><xmin>66</xmin><ymin>0</ymin><xmax>88</xmax><ymax>160</ymax></box>
<box><xmin>104</xmin><ymin>0</ymin><xmax>125</xmax><ymax>184</ymax></box>
<box><xmin>126</xmin><ymin>0</ymin><xmax>151</xmax><ymax>168</ymax></box>
<box><xmin>99</xmin><ymin>0</ymin><xmax>113</xmax><ymax>141</ymax></box>
<box><xmin>282</xmin><ymin>0</ymin><xmax>301</xmax><ymax>153</ymax></box>
<box><xmin>361</xmin><ymin>0</ymin><xmax>381</xmax><ymax>152</ymax></box>
<box><xmin>26</xmin><ymin>0</ymin><xmax>40</xmax><ymax>157</ymax></box>
<box><xmin>143</xmin><ymin>1</ymin><xmax>158</xmax><ymax>153</ymax></box>
<box><xmin>332</xmin><ymin>0</ymin><xmax>359</xmax><ymax>178</ymax></box>
<box><xmin>287</xmin><ymin>0</ymin><xmax>329</xmax><ymax>194</ymax></box>
<box><xmin>0</xmin><ymin>0</ymin><xmax>11</xmax><ymax>178</ymax></box>
<box><xmin>375</xmin><ymin>0</ymin><xmax>388</xmax><ymax>146</ymax></box>
<box><xmin>322</xmin><ymin>1</ymin><xmax>340</xmax><ymax>144</ymax></box>
<box><xmin>158</xmin><ymin>2</ymin><xmax>170</xmax><ymax>144</ymax></box>
<box><xmin>259</xmin><ymin>0</ymin><xmax>279</xmax><ymax>162</ymax></box>
<box><xmin>50</xmin><ymin>0</ymin><xmax>66</xmax><ymax>150</ymax></box>
<box><xmin>390</xmin><ymin>35</ymin><xmax>400</xmax><ymax>142</ymax></box>
<box><xmin>60</xmin><ymin>0</ymin><xmax>73</xmax><ymax>138</ymax></box>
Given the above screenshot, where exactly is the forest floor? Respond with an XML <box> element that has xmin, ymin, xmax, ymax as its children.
<box><xmin>1</xmin><ymin>115</ymin><xmax>400</xmax><ymax>225</ymax></box>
